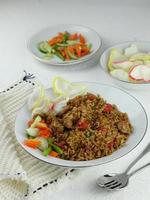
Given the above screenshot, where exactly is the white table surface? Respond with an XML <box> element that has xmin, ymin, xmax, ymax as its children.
<box><xmin>1</xmin><ymin>1</ymin><xmax>150</xmax><ymax>200</ymax></box>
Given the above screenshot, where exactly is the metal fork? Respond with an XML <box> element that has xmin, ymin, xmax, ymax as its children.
<box><xmin>97</xmin><ymin>142</ymin><xmax>150</xmax><ymax>190</ymax></box>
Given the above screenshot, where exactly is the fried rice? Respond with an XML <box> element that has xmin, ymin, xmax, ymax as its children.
<box><xmin>40</xmin><ymin>93</ymin><xmax>133</xmax><ymax>161</ymax></box>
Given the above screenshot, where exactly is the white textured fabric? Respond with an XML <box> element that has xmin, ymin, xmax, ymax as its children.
<box><xmin>0</xmin><ymin>77</ymin><xmax>77</xmax><ymax>200</ymax></box>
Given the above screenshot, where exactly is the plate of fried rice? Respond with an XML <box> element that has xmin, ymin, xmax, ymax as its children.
<box><xmin>15</xmin><ymin>82</ymin><xmax>148</xmax><ymax>168</ymax></box>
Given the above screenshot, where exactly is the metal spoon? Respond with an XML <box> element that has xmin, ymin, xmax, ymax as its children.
<box><xmin>97</xmin><ymin>142</ymin><xmax>150</xmax><ymax>191</ymax></box>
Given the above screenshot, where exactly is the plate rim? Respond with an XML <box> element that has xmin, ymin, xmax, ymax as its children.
<box><xmin>15</xmin><ymin>82</ymin><xmax>148</xmax><ymax>168</ymax></box>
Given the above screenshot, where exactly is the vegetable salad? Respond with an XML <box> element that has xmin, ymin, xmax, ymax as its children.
<box><xmin>38</xmin><ymin>32</ymin><xmax>92</xmax><ymax>61</ymax></box>
<box><xmin>24</xmin><ymin>77</ymin><xmax>87</xmax><ymax>158</ymax></box>
<box><xmin>24</xmin><ymin>115</ymin><xmax>63</xmax><ymax>157</ymax></box>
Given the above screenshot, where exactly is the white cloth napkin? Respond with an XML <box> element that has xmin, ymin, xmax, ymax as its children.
<box><xmin>0</xmin><ymin>72</ymin><xmax>78</xmax><ymax>200</ymax></box>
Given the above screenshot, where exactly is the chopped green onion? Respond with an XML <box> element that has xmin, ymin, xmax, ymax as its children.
<box><xmin>47</xmin><ymin>138</ymin><xmax>54</xmax><ymax>145</ymax></box>
<box><xmin>52</xmin><ymin>144</ymin><xmax>63</xmax><ymax>154</ymax></box>
<box><xmin>62</xmin><ymin>32</ymin><xmax>70</xmax><ymax>43</ymax></box>
<box><xmin>85</xmin><ymin>131</ymin><xmax>92</xmax><ymax>138</ymax></box>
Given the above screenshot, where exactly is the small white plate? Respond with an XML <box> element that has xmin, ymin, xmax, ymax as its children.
<box><xmin>15</xmin><ymin>82</ymin><xmax>148</xmax><ymax>168</ymax></box>
<box><xmin>28</xmin><ymin>24</ymin><xmax>101</xmax><ymax>66</ymax></box>
<box><xmin>100</xmin><ymin>41</ymin><xmax>150</xmax><ymax>90</ymax></box>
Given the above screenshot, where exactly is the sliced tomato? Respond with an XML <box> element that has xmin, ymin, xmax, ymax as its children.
<box><xmin>77</xmin><ymin>120</ymin><xmax>88</xmax><ymax>129</ymax></box>
<box><xmin>88</xmin><ymin>94</ymin><xmax>96</xmax><ymax>101</ymax></box>
<box><xmin>103</xmin><ymin>104</ymin><xmax>113</xmax><ymax>112</ymax></box>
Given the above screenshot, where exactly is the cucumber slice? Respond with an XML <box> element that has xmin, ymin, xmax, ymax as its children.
<box><xmin>66</xmin><ymin>40</ymin><xmax>78</xmax><ymax>45</ymax></box>
<box><xmin>36</xmin><ymin>137</ymin><xmax>48</xmax><ymax>151</ymax></box>
<box><xmin>26</xmin><ymin>128</ymin><xmax>39</xmax><ymax>137</ymax></box>
<box><xmin>38</xmin><ymin>42</ymin><xmax>52</xmax><ymax>54</ymax></box>
<box><xmin>43</xmin><ymin>147</ymin><xmax>52</xmax><ymax>156</ymax></box>
<box><xmin>87</xmin><ymin>43</ymin><xmax>92</xmax><ymax>49</ymax></box>
<box><xmin>31</xmin><ymin>115</ymin><xmax>42</xmax><ymax>128</ymax></box>
<box><xmin>55</xmin><ymin>51</ymin><xmax>65</xmax><ymax>61</ymax></box>
<box><xmin>67</xmin><ymin>49</ymin><xmax>78</xmax><ymax>59</ymax></box>
<box><xmin>44</xmin><ymin>52</ymin><xmax>53</xmax><ymax>60</ymax></box>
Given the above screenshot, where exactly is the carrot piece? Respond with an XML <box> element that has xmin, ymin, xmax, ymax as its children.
<box><xmin>64</xmin><ymin>48</ymin><xmax>70</xmax><ymax>60</ymax></box>
<box><xmin>79</xmin><ymin>34</ymin><xmax>86</xmax><ymax>44</ymax></box>
<box><xmin>67</xmin><ymin>46</ymin><xmax>74</xmax><ymax>54</ymax></box>
<box><xmin>80</xmin><ymin>46</ymin><xmax>90</xmax><ymax>57</ymax></box>
<box><xmin>27</xmin><ymin>119</ymin><xmax>34</xmax><ymax>127</ymax></box>
<box><xmin>49</xmin><ymin>151</ymin><xmax>59</xmax><ymax>157</ymax></box>
<box><xmin>24</xmin><ymin>139</ymin><xmax>41</xmax><ymax>149</ymax></box>
<box><xmin>76</xmin><ymin>49</ymin><xmax>81</xmax><ymax>57</ymax></box>
<box><xmin>36</xmin><ymin>122</ymin><xmax>48</xmax><ymax>130</ymax></box>
<box><xmin>38</xmin><ymin>129</ymin><xmax>52</xmax><ymax>138</ymax></box>
<box><xmin>75</xmin><ymin>45</ymin><xmax>82</xmax><ymax>57</ymax></box>
<box><xmin>58</xmin><ymin>32</ymin><xmax>64</xmax><ymax>37</ymax></box>
<box><xmin>61</xmin><ymin>50</ymin><xmax>65</xmax><ymax>57</ymax></box>
<box><xmin>69</xmin><ymin>33</ymin><xmax>78</xmax><ymax>40</ymax></box>
<box><xmin>48</xmin><ymin>37</ymin><xmax>57</xmax><ymax>46</ymax></box>
<box><xmin>48</xmin><ymin>35</ymin><xmax>63</xmax><ymax>46</ymax></box>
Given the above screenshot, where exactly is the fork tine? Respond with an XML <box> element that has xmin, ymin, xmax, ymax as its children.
<box><xmin>105</xmin><ymin>181</ymin><xmax>118</xmax><ymax>188</ymax></box>
<box><xmin>104</xmin><ymin>180</ymin><xmax>115</xmax><ymax>186</ymax></box>
<box><xmin>104</xmin><ymin>174</ymin><xmax>113</xmax><ymax>177</ymax></box>
<box><xmin>109</xmin><ymin>183</ymin><xmax>122</xmax><ymax>190</ymax></box>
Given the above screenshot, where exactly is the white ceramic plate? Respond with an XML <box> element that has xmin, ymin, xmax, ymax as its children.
<box><xmin>28</xmin><ymin>24</ymin><xmax>101</xmax><ymax>66</ymax></box>
<box><xmin>15</xmin><ymin>82</ymin><xmax>148</xmax><ymax>168</ymax></box>
<box><xmin>100</xmin><ymin>41</ymin><xmax>150</xmax><ymax>90</ymax></box>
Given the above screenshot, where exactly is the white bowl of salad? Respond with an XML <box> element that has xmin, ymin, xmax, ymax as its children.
<box><xmin>100</xmin><ymin>41</ymin><xmax>150</xmax><ymax>90</ymax></box>
<box><xmin>28</xmin><ymin>24</ymin><xmax>102</xmax><ymax>66</ymax></box>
